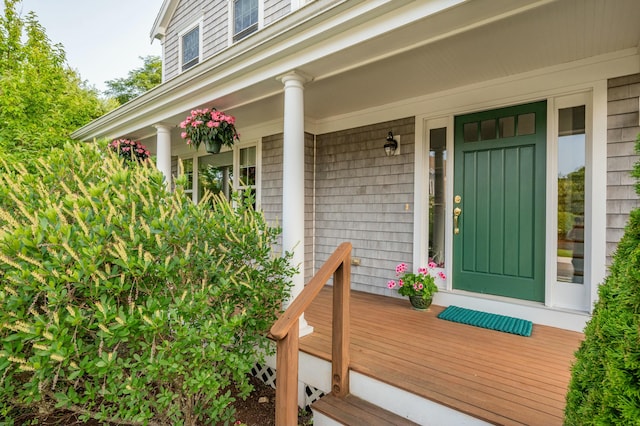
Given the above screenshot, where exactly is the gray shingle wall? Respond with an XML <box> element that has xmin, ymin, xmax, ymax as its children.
<box><xmin>261</xmin><ymin>133</ymin><xmax>314</xmax><ymax>281</ymax></box>
<box><xmin>315</xmin><ymin>118</ymin><xmax>415</xmax><ymax>295</ymax></box>
<box><xmin>607</xmin><ymin>74</ymin><xmax>640</xmax><ymax>265</ymax></box>
<box><xmin>261</xmin><ymin>133</ymin><xmax>284</xmax><ymax>248</ymax></box>
<box><xmin>304</xmin><ymin>132</ymin><xmax>315</xmax><ymax>280</ymax></box>
<box><xmin>202</xmin><ymin>1</ymin><xmax>231</xmax><ymax>60</ymax></box>
<box><xmin>163</xmin><ymin>1</ymin><xmax>232</xmax><ymax>81</ymax></box>
<box><xmin>163</xmin><ymin>0</ymin><xmax>294</xmax><ymax>80</ymax></box>
<box><xmin>265</xmin><ymin>0</ymin><xmax>291</xmax><ymax>25</ymax></box>
<box><xmin>170</xmin><ymin>156</ymin><xmax>179</xmax><ymax>190</ymax></box>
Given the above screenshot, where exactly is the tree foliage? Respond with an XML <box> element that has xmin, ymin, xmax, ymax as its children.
<box><xmin>0</xmin><ymin>143</ymin><xmax>293</xmax><ymax>424</ymax></box>
<box><xmin>104</xmin><ymin>55</ymin><xmax>162</xmax><ymax>104</ymax></box>
<box><xmin>565</xmin><ymin>137</ymin><xmax>640</xmax><ymax>425</ymax></box>
<box><xmin>0</xmin><ymin>0</ymin><xmax>109</xmax><ymax>166</ymax></box>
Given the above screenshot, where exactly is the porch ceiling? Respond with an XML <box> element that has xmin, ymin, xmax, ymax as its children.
<box><xmin>73</xmin><ymin>0</ymin><xmax>640</xmax><ymax>142</ymax></box>
<box><xmin>236</xmin><ymin>0</ymin><xmax>640</xmax><ymax>125</ymax></box>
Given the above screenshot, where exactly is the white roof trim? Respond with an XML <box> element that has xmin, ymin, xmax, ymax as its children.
<box><xmin>150</xmin><ymin>0</ymin><xmax>180</xmax><ymax>41</ymax></box>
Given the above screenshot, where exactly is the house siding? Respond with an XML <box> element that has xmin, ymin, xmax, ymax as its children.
<box><xmin>202</xmin><ymin>1</ymin><xmax>230</xmax><ymax>62</ymax></box>
<box><xmin>164</xmin><ymin>0</ymin><xmax>228</xmax><ymax>81</ymax></box>
<box><xmin>170</xmin><ymin>156</ymin><xmax>179</xmax><ymax>190</ymax></box>
<box><xmin>261</xmin><ymin>134</ymin><xmax>283</xmax><ymax>235</ymax></box>
<box><xmin>315</xmin><ymin>118</ymin><xmax>415</xmax><ymax>296</ymax></box>
<box><xmin>304</xmin><ymin>132</ymin><xmax>315</xmax><ymax>280</ymax></box>
<box><xmin>261</xmin><ymin>133</ymin><xmax>314</xmax><ymax>281</ymax></box>
<box><xmin>163</xmin><ymin>0</ymin><xmax>294</xmax><ymax>81</ymax></box>
<box><xmin>264</xmin><ymin>0</ymin><xmax>291</xmax><ymax>25</ymax></box>
<box><xmin>607</xmin><ymin>73</ymin><xmax>640</xmax><ymax>265</ymax></box>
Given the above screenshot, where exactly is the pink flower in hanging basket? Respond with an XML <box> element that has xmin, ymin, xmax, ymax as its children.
<box><xmin>179</xmin><ymin>107</ymin><xmax>240</xmax><ymax>151</ymax></box>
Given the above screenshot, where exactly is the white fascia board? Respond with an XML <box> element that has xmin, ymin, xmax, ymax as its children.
<box><xmin>74</xmin><ymin>0</ymin><xmax>517</xmax><ymax>141</ymax></box>
<box><xmin>150</xmin><ymin>0</ymin><xmax>179</xmax><ymax>41</ymax></box>
<box><xmin>75</xmin><ymin>0</ymin><xmax>392</xmax><ymax>140</ymax></box>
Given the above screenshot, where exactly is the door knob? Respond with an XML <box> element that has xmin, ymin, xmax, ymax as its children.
<box><xmin>454</xmin><ymin>207</ymin><xmax>462</xmax><ymax>234</ymax></box>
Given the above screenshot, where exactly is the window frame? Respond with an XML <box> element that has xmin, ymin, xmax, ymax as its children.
<box><xmin>234</xmin><ymin>143</ymin><xmax>260</xmax><ymax>208</ymax></box>
<box><xmin>178</xmin><ymin>19</ymin><xmax>203</xmax><ymax>73</ymax></box>
<box><xmin>547</xmin><ymin>92</ymin><xmax>593</xmax><ymax>312</ymax></box>
<box><xmin>229</xmin><ymin>0</ymin><xmax>262</xmax><ymax>43</ymax></box>
<box><xmin>179</xmin><ymin>140</ymin><xmax>262</xmax><ymax>208</ymax></box>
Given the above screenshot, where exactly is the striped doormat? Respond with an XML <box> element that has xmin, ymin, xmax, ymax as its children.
<box><xmin>437</xmin><ymin>306</ymin><xmax>533</xmax><ymax>337</ymax></box>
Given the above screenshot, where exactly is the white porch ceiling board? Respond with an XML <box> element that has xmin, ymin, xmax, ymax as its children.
<box><xmin>74</xmin><ymin>0</ymin><xmax>640</xmax><ymax>141</ymax></box>
<box><xmin>300</xmin><ymin>0</ymin><xmax>640</xmax><ymax>119</ymax></box>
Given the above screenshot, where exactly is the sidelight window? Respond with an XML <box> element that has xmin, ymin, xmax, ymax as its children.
<box><xmin>556</xmin><ymin>105</ymin><xmax>586</xmax><ymax>284</ymax></box>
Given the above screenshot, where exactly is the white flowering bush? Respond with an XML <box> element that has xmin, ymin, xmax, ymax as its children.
<box><xmin>0</xmin><ymin>143</ymin><xmax>292</xmax><ymax>425</ymax></box>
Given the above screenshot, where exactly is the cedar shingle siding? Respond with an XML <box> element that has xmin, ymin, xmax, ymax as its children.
<box><xmin>163</xmin><ymin>0</ymin><xmax>294</xmax><ymax>80</ymax></box>
<box><xmin>261</xmin><ymin>133</ymin><xmax>315</xmax><ymax>281</ymax></box>
<box><xmin>314</xmin><ymin>118</ymin><xmax>415</xmax><ymax>295</ymax></box>
<box><xmin>264</xmin><ymin>0</ymin><xmax>290</xmax><ymax>25</ymax></box>
<box><xmin>261</xmin><ymin>118</ymin><xmax>415</xmax><ymax>293</ymax></box>
<box><xmin>607</xmin><ymin>74</ymin><xmax>640</xmax><ymax>265</ymax></box>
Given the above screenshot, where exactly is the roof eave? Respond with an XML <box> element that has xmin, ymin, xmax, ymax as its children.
<box><xmin>150</xmin><ymin>0</ymin><xmax>178</xmax><ymax>42</ymax></box>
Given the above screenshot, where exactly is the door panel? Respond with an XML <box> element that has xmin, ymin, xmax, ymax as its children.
<box><xmin>453</xmin><ymin>101</ymin><xmax>546</xmax><ymax>302</ymax></box>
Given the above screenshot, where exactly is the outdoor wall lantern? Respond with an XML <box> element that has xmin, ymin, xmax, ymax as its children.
<box><xmin>384</xmin><ymin>131</ymin><xmax>400</xmax><ymax>156</ymax></box>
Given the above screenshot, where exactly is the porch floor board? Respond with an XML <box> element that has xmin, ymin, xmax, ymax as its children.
<box><xmin>300</xmin><ymin>288</ymin><xmax>584</xmax><ymax>425</ymax></box>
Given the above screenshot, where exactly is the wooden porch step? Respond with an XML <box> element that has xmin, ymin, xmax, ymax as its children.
<box><xmin>312</xmin><ymin>394</ymin><xmax>420</xmax><ymax>426</ymax></box>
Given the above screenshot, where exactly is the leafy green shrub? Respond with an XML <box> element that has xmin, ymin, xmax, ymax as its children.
<box><xmin>557</xmin><ymin>211</ymin><xmax>575</xmax><ymax>239</ymax></box>
<box><xmin>0</xmin><ymin>143</ymin><xmax>293</xmax><ymax>425</ymax></box>
<box><xmin>564</xmin><ymin>137</ymin><xmax>640</xmax><ymax>425</ymax></box>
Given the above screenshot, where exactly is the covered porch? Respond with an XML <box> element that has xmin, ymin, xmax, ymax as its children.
<box><xmin>299</xmin><ymin>287</ymin><xmax>584</xmax><ymax>425</ymax></box>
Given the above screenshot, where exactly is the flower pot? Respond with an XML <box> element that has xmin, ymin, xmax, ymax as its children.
<box><xmin>409</xmin><ymin>296</ymin><xmax>432</xmax><ymax>311</ymax></box>
<box><xmin>205</xmin><ymin>140</ymin><xmax>222</xmax><ymax>154</ymax></box>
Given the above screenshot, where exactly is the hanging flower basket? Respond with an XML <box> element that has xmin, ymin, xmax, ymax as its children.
<box><xmin>204</xmin><ymin>140</ymin><xmax>222</xmax><ymax>154</ymax></box>
<box><xmin>108</xmin><ymin>138</ymin><xmax>150</xmax><ymax>163</ymax></box>
<box><xmin>180</xmin><ymin>108</ymin><xmax>239</xmax><ymax>153</ymax></box>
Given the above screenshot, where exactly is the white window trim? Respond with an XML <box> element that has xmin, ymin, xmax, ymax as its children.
<box><xmin>178</xmin><ymin>18</ymin><xmax>203</xmax><ymax>73</ymax></box>
<box><xmin>227</xmin><ymin>0</ymin><xmax>263</xmax><ymax>45</ymax></box>
<box><xmin>180</xmin><ymin>139</ymin><xmax>262</xmax><ymax>208</ymax></box>
<box><xmin>547</xmin><ymin>87</ymin><xmax>607</xmax><ymax>313</ymax></box>
<box><xmin>178</xmin><ymin>155</ymin><xmax>197</xmax><ymax>203</ymax></box>
<box><xmin>291</xmin><ymin>0</ymin><xmax>314</xmax><ymax>11</ymax></box>
<box><xmin>415</xmin><ymin>116</ymin><xmax>451</xmax><ymax>291</ymax></box>
<box><xmin>234</xmin><ymin>139</ymin><xmax>262</xmax><ymax>209</ymax></box>
<box><xmin>546</xmin><ymin>92</ymin><xmax>593</xmax><ymax>312</ymax></box>
<box><xmin>415</xmin><ymin>91</ymin><xmax>604</xmax><ymax>314</ymax></box>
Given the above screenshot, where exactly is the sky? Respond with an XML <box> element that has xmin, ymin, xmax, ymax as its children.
<box><xmin>15</xmin><ymin>0</ymin><xmax>164</xmax><ymax>93</ymax></box>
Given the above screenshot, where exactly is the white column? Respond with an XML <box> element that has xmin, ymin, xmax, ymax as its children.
<box><xmin>154</xmin><ymin>124</ymin><xmax>172</xmax><ymax>189</ymax></box>
<box><xmin>279</xmin><ymin>71</ymin><xmax>313</xmax><ymax>336</ymax></box>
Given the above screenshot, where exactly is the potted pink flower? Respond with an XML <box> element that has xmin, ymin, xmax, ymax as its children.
<box><xmin>179</xmin><ymin>108</ymin><xmax>239</xmax><ymax>153</ymax></box>
<box><xmin>387</xmin><ymin>262</ymin><xmax>444</xmax><ymax>310</ymax></box>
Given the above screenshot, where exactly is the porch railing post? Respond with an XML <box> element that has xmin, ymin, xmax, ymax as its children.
<box><xmin>332</xmin><ymin>255</ymin><xmax>350</xmax><ymax>397</ymax></box>
<box><xmin>275</xmin><ymin>318</ymin><xmax>299</xmax><ymax>426</ymax></box>
<box><xmin>270</xmin><ymin>243</ymin><xmax>352</xmax><ymax>425</ymax></box>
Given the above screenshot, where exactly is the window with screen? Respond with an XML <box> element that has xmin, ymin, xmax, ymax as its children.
<box><xmin>181</xmin><ymin>25</ymin><xmax>200</xmax><ymax>71</ymax></box>
<box><xmin>233</xmin><ymin>0</ymin><xmax>259</xmax><ymax>42</ymax></box>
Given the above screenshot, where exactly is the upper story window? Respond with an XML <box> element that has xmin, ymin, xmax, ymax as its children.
<box><xmin>233</xmin><ymin>0</ymin><xmax>259</xmax><ymax>42</ymax></box>
<box><xmin>180</xmin><ymin>22</ymin><xmax>202</xmax><ymax>72</ymax></box>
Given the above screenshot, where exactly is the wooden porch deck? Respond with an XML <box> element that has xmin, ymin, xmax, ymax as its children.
<box><xmin>299</xmin><ymin>288</ymin><xmax>584</xmax><ymax>425</ymax></box>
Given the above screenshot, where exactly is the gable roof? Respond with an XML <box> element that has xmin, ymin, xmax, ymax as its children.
<box><xmin>150</xmin><ymin>0</ymin><xmax>180</xmax><ymax>41</ymax></box>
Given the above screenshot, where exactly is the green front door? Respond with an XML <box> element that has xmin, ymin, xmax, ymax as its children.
<box><xmin>453</xmin><ymin>101</ymin><xmax>546</xmax><ymax>302</ymax></box>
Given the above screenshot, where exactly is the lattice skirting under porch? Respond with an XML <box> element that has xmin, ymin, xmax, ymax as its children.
<box><xmin>251</xmin><ymin>363</ymin><xmax>325</xmax><ymax>407</ymax></box>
